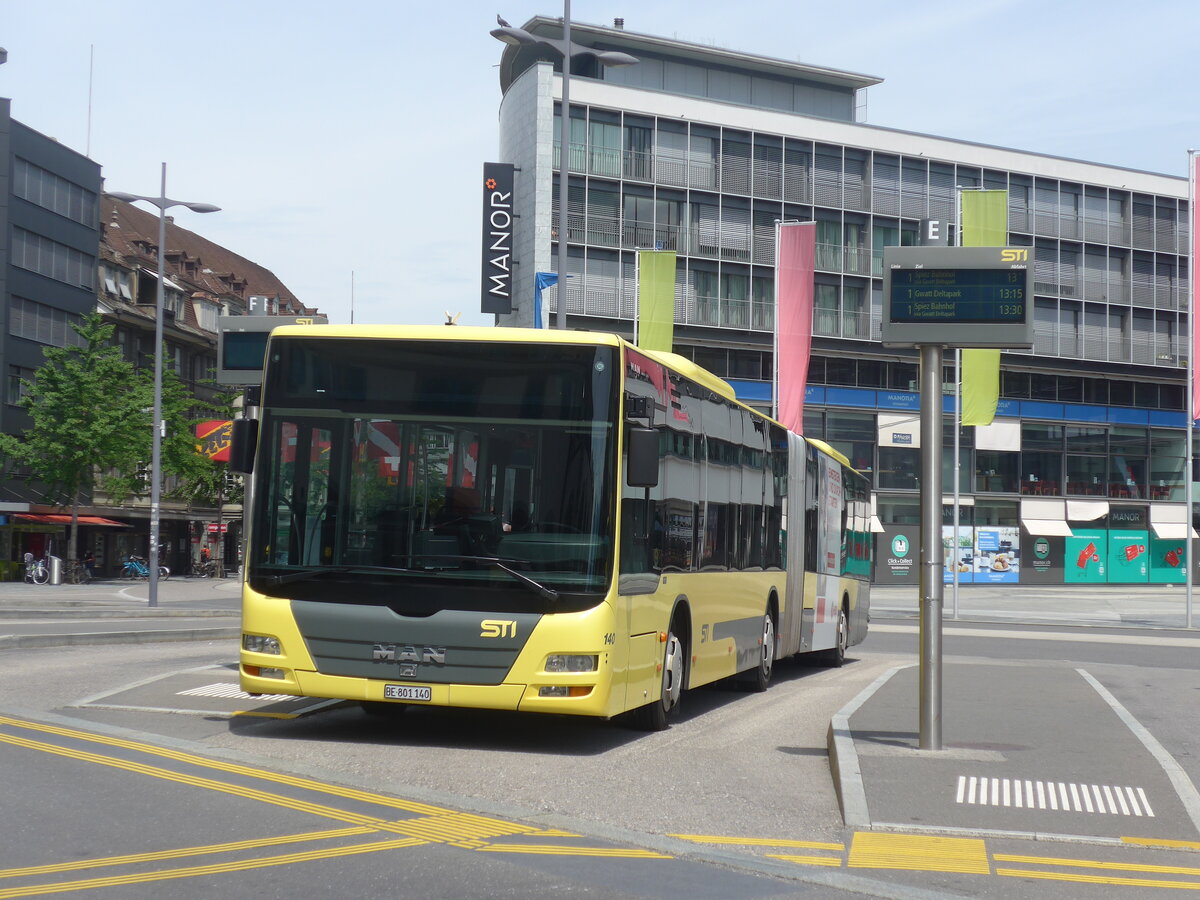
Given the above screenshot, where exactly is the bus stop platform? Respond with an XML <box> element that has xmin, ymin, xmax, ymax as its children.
<box><xmin>828</xmin><ymin>659</ymin><xmax>1200</xmax><ymax>844</ymax></box>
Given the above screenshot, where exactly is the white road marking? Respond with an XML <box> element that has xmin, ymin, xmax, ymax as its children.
<box><xmin>177</xmin><ymin>682</ymin><xmax>298</xmax><ymax>703</ymax></box>
<box><xmin>956</xmin><ymin>775</ymin><xmax>1154</xmax><ymax>817</ymax></box>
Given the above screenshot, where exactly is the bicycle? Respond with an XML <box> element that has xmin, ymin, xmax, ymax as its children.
<box><xmin>66</xmin><ymin>560</ymin><xmax>93</xmax><ymax>584</ymax></box>
<box><xmin>121</xmin><ymin>555</ymin><xmax>170</xmax><ymax>580</ymax></box>
<box><xmin>194</xmin><ymin>558</ymin><xmax>219</xmax><ymax>578</ymax></box>
<box><xmin>23</xmin><ymin>556</ymin><xmax>49</xmax><ymax>585</ymax></box>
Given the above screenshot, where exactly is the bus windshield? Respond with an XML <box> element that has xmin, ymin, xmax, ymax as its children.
<box><xmin>247</xmin><ymin>338</ymin><xmax>618</xmax><ymax>610</ymax></box>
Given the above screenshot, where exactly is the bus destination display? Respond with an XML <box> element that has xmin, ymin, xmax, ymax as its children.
<box><xmin>889</xmin><ymin>268</ymin><xmax>1026</xmax><ymax>324</ymax></box>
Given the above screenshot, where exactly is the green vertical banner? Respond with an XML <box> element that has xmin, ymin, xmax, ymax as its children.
<box><xmin>637</xmin><ymin>250</ymin><xmax>677</xmax><ymax>353</ymax></box>
<box><xmin>960</xmin><ymin>190</ymin><xmax>1008</xmax><ymax>427</ymax></box>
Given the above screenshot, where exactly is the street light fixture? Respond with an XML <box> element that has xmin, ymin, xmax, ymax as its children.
<box><xmin>109</xmin><ymin>164</ymin><xmax>219</xmax><ymax>608</ymax></box>
<box><xmin>491</xmin><ymin>10</ymin><xmax>636</xmax><ymax>329</ymax></box>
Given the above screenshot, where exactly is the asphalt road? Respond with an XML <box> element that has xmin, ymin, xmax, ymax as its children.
<box><xmin>4</xmin><ymin>619</ymin><xmax>1200</xmax><ymax>897</ymax></box>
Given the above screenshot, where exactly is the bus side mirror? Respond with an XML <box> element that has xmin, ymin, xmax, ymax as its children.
<box><xmin>626</xmin><ymin>427</ymin><xmax>659</xmax><ymax>488</ymax></box>
<box><xmin>229</xmin><ymin>418</ymin><xmax>259</xmax><ymax>474</ymax></box>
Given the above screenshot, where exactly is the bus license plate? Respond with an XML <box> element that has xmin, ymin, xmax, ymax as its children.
<box><xmin>384</xmin><ymin>685</ymin><xmax>431</xmax><ymax>702</ymax></box>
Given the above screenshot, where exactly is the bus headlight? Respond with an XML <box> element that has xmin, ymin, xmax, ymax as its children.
<box><xmin>242</xmin><ymin>634</ymin><xmax>281</xmax><ymax>655</ymax></box>
<box><xmin>544</xmin><ymin>654</ymin><xmax>598</xmax><ymax>673</ymax></box>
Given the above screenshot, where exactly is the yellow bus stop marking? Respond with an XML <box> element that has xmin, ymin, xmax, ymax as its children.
<box><xmin>848</xmin><ymin>832</ymin><xmax>990</xmax><ymax>874</ymax></box>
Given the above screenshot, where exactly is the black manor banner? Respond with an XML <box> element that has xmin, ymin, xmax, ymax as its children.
<box><xmin>480</xmin><ymin>162</ymin><xmax>515</xmax><ymax>315</ymax></box>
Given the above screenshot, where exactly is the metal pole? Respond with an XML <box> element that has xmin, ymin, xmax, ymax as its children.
<box><xmin>953</xmin><ymin>348</ymin><xmax>961</xmax><ymax>619</ymax></box>
<box><xmin>919</xmin><ymin>343</ymin><xmax>944</xmax><ymax>750</ymax></box>
<box><xmin>1188</xmin><ymin>149</ymin><xmax>1196</xmax><ymax>629</ymax></box>
<box><xmin>555</xmin><ymin>0</ymin><xmax>571</xmax><ymax>330</ymax></box>
<box><xmin>772</xmin><ymin>220</ymin><xmax>781</xmax><ymax>421</ymax></box>
<box><xmin>148</xmin><ymin>162</ymin><xmax>166</xmax><ymax>609</ymax></box>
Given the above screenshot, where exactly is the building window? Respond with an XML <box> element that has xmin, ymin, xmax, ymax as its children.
<box><xmin>9</xmin><ymin>297</ymin><xmax>87</xmax><ymax>348</ymax></box>
<box><xmin>13</xmin><ymin>157</ymin><xmax>98</xmax><ymax>226</ymax></box>
<box><xmin>12</xmin><ymin>228</ymin><xmax>95</xmax><ymax>290</ymax></box>
<box><xmin>7</xmin><ymin>366</ymin><xmax>36</xmax><ymax>406</ymax></box>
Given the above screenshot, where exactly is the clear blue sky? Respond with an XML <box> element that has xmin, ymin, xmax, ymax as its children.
<box><xmin>3</xmin><ymin>0</ymin><xmax>1194</xmax><ymax>326</ymax></box>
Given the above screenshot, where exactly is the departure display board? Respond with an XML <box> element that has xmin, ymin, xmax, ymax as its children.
<box><xmin>881</xmin><ymin>247</ymin><xmax>1033</xmax><ymax>348</ymax></box>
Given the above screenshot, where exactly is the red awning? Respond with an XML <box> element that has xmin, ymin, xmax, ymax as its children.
<box><xmin>13</xmin><ymin>514</ymin><xmax>131</xmax><ymax>528</ymax></box>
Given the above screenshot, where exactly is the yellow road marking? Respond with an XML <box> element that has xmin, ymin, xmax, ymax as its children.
<box><xmin>0</xmin><ymin>838</ymin><xmax>424</xmax><ymax>899</ymax></box>
<box><xmin>768</xmin><ymin>854</ymin><xmax>843</xmax><ymax>867</ymax></box>
<box><xmin>670</xmin><ymin>835</ymin><xmax>844</xmax><ymax>850</ymax></box>
<box><xmin>477</xmin><ymin>844</ymin><xmax>670</xmax><ymax>858</ymax></box>
<box><xmin>0</xmin><ymin>826</ymin><xmax>375</xmax><ymax>880</ymax></box>
<box><xmin>997</xmin><ymin>868</ymin><xmax>1200</xmax><ymax>890</ymax></box>
<box><xmin>848</xmin><ymin>832</ymin><xmax>990</xmax><ymax>875</ymax></box>
<box><xmin>0</xmin><ymin>715</ymin><xmax>448</xmax><ymax>816</ymax></box>
<box><xmin>0</xmin><ymin>730</ymin><xmax>544</xmax><ymax>848</ymax></box>
<box><xmin>1125</xmin><ymin>837</ymin><xmax>1200</xmax><ymax>852</ymax></box>
<box><xmin>995</xmin><ymin>854</ymin><xmax>1200</xmax><ymax>877</ymax></box>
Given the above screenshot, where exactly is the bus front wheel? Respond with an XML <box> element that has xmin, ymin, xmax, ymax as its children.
<box><xmin>627</xmin><ymin>621</ymin><xmax>686</xmax><ymax>731</ymax></box>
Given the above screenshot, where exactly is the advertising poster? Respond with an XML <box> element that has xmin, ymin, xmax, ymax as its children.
<box><xmin>1149</xmin><ymin>539</ymin><xmax>1187</xmax><ymax>584</ymax></box>
<box><xmin>1020</xmin><ymin>533</ymin><xmax>1063</xmax><ymax>584</ymax></box>
<box><xmin>942</xmin><ymin>525</ymin><xmax>975</xmax><ymax>584</ymax></box>
<box><xmin>974</xmin><ymin>526</ymin><xmax>1020</xmax><ymax>584</ymax></box>
<box><xmin>1065</xmin><ymin>528</ymin><xmax>1108</xmax><ymax>584</ymax></box>
<box><xmin>877</xmin><ymin>527</ymin><xmax>917</xmax><ymax>584</ymax></box>
<box><xmin>1108</xmin><ymin>530</ymin><xmax>1150</xmax><ymax>583</ymax></box>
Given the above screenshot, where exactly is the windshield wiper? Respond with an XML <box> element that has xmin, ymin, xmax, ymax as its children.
<box><xmin>261</xmin><ymin>564</ymin><xmax>424</xmax><ymax>586</ymax></box>
<box><xmin>404</xmin><ymin>554</ymin><xmax>560</xmax><ymax>601</ymax></box>
<box><xmin>486</xmin><ymin>560</ymin><xmax>560</xmax><ymax>602</ymax></box>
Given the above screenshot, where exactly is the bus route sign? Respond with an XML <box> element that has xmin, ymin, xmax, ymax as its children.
<box><xmin>881</xmin><ymin>246</ymin><xmax>1033</xmax><ymax>349</ymax></box>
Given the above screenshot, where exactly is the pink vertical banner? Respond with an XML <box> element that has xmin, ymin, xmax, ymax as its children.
<box><xmin>1193</xmin><ymin>154</ymin><xmax>1200</xmax><ymax>420</ymax></box>
<box><xmin>776</xmin><ymin>222</ymin><xmax>816</xmax><ymax>433</ymax></box>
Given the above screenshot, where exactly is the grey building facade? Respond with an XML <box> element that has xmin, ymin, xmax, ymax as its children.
<box><xmin>494</xmin><ymin>17</ymin><xmax>1192</xmax><ymax>586</ymax></box>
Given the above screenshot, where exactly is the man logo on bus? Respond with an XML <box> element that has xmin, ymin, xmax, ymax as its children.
<box><xmin>891</xmin><ymin>535</ymin><xmax>910</xmax><ymax>558</ymax></box>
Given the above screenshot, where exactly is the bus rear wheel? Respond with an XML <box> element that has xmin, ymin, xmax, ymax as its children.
<box><xmin>739</xmin><ymin>608</ymin><xmax>775</xmax><ymax>692</ymax></box>
<box><xmin>818</xmin><ymin>603</ymin><xmax>849</xmax><ymax>668</ymax></box>
<box><xmin>627</xmin><ymin>621</ymin><xmax>686</xmax><ymax>731</ymax></box>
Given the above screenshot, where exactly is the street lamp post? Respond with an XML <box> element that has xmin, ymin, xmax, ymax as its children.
<box><xmin>491</xmin><ymin>11</ymin><xmax>636</xmax><ymax>329</ymax></box>
<box><xmin>110</xmin><ymin>165</ymin><xmax>219</xmax><ymax>608</ymax></box>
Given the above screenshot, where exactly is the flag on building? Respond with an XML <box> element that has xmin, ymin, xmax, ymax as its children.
<box><xmin>637</xmin><ymin>250</ymin><xmax>677</xmax><ymax>352</ymax></box>
<box><xmin>960</xmin><ymin>190</ymin><xmax>1008</xmax><ymax>427</ymax></box>
<box><xmin>533</xmin><ymin>272</ymin><xmax>558</xmax><ymax>329</ymax></box>
<box><xmin>775</xmin><ymin>222</ymin><xmax>816</xmax><ymax>433</ymax></box>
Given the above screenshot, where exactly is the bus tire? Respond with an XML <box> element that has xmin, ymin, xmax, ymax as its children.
<box><xmin>627</xmin><ymin>618</ymin><xmax>687</xmax><ymax>732</ymax></box>
<box><xmin>739</xmin><ymin>606</ymin><xmax>776</xmax><ymax>692</ymax></box>
<box><xmin>818</xmin><ymin>601</ymin><xmax>849</xmax><ymax>668</ymax></box>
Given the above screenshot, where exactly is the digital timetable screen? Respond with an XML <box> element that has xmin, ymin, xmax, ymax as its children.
<box><xmin>881</xmin><ymin>246</ymin><xmax>1033</xmax><ymax>348</ymax></box>
<box><xmin>889</xmin><ymin>268</ymin><xmax>1027</xmax><ymax>324</ymax></box>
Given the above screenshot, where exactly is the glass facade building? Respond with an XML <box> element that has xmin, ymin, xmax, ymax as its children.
<box><xmin>494</xmin><ymin>17</ymin><xmax>1191</xmax><ymax>585</ymax></box>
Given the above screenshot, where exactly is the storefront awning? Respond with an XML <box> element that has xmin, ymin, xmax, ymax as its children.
<box><xmin>1067</xmin><ymin>499</ymin><xmax>1109</xmax><ymax>522</ymax></box>
<box><xmin>1149</xmin><ymin>504</ymin><xmax>1198</xmax><ymax>540</ymax></box>
<box><xmin>1020</xmin><ymin>499</ymin><xmax>1073</xmax><ymax>536</ymax></box>
<box><xmin>13</xmin><ymin>514</ymin><xmax>131</xmax><ymax>528</ymax></box>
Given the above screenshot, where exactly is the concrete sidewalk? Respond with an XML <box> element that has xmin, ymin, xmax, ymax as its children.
<box><xmin>828</xmin><ymin>659</ymin><xmax>1200</xmax><ymax>846</ymax></box>
<box><xmin>0</xmin><ymin>576</ymin><xmax>241</xmax><ymax>648</ymax></box>
<box><xmin>872</xmin><ymin>583</ymin><xmax>1200</xmax><ymax>629</ymax></box>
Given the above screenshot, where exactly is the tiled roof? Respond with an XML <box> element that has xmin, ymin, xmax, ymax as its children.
<box><xmin>101</xmin><ymin>195</ymin><xmax>319</xmax><ymax>317</ymax></box>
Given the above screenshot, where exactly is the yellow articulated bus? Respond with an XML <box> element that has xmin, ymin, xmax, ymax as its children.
<box><xmin>234</xmin><ymin>325</ymin><xmax>870</xmax><ymax>730</ymax></box>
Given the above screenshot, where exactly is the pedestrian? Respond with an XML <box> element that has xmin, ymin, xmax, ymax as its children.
<box><xmin>83</xmin><ymin>551</ymin><xmax>96</xmax><ymax>580</ymax></box>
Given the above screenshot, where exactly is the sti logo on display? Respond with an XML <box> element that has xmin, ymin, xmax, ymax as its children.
<box><xmin>480</xmin><ymin>163</ymin><xmax>515</xmax><ymax>315</ymax></box>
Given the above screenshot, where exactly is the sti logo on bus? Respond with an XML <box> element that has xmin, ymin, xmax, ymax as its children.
<box><xmin>481</xmin><ymin>619</ymin><xmax>517</xmax><ymax>638</ymax></box>
<box><xmin>372</xmin><ymin>644</ymin><xmax>447</xmax><ymax>665</ymax></box>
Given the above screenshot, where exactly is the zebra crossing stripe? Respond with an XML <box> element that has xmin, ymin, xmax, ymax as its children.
<box><xmin>956</xmin><ymin>776</ymin><xmax>1154</xmax><ymax>817</ymax></box>
<box><xmin>177</xmin><ymin>682</ymin><xmax>299</xmax><ymax>703</ymax></box>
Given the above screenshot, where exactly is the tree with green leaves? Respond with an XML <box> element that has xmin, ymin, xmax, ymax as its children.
<box><xmin>0</xmin><ymin>313</ymin><xmax>151</xmax><ymax>561</ymax></box>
